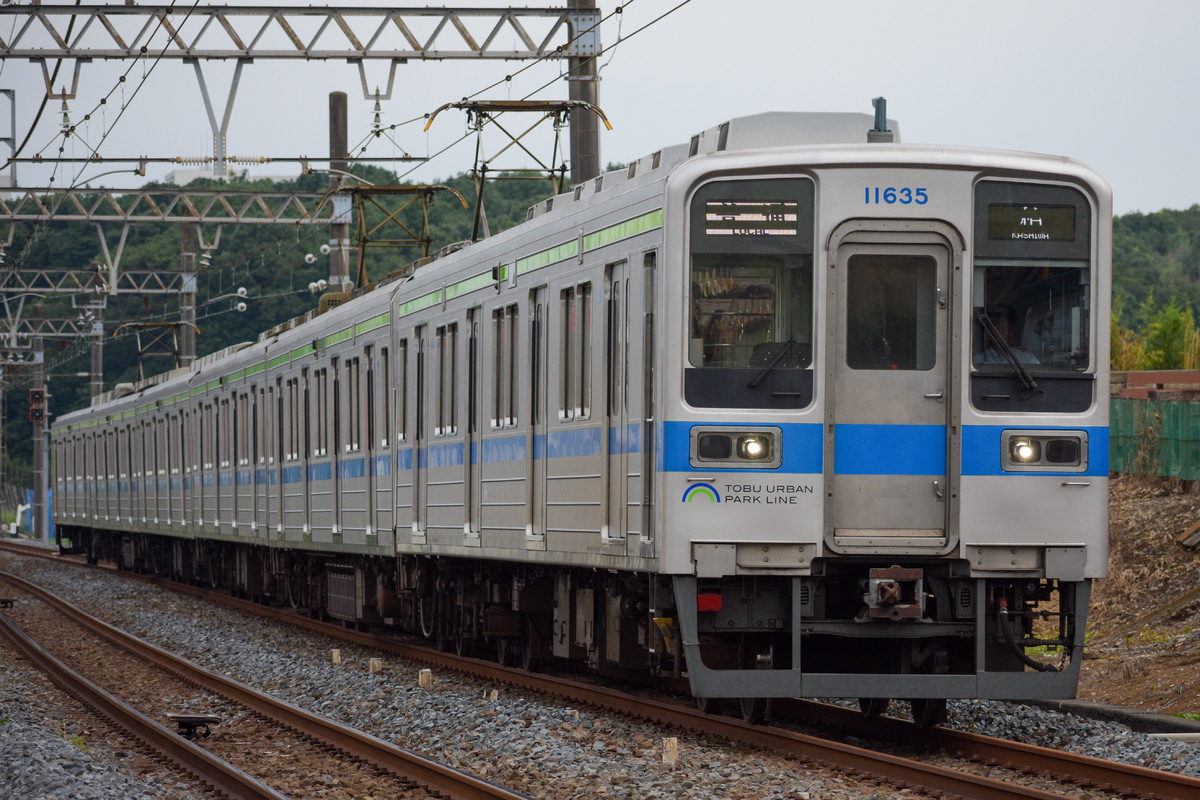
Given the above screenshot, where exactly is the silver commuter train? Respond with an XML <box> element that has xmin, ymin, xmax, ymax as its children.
<box><xmin>52</xmin><ymin>110</ymin><xmax>1111</xmax><ymax>726</ymax></box>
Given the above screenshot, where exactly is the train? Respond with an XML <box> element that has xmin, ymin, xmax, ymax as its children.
<box><xmin>51</xmin><ymin>105</ymin><xmax>1111</xmax><ymax>727</ymax></box>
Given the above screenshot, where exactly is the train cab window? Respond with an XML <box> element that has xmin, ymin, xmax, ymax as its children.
<box><xmin>685</xmin><ymin>178</ymin><xmax>815</xmax><ymax>409</ymax></box>
<box><xmin>971</xmin><ymin>182</ymin><xmax>1094</xmax><ymax>412</ymax></box>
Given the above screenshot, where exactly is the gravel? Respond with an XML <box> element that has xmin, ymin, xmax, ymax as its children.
<box><xmin>0</xmin><ymin>671</ymin><xmax>204</xmax><ymax>800</ymax></box>
<box><xmin>3</xmin><ymin>551</ymin><xmax>1199</xmax><ymax>799</ymax></box>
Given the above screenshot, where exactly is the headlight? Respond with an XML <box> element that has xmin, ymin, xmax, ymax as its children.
<box><xmin>691</xmin><ymin>427</ymin><xmax>781</xmax><ymax>469</ymax></box>
<box><xmin>1009</xmin><ymin>438</ymin><xmax>1040</xmax><ymax>463</ymax></box>
<box><xmin>1002</xmin><ymin>430</ymin><xmax>1086</xmax><ymax>471</ymax></box>
<box><xmin>737</xmin><ymin>434</ymin><xmax>772</xmax><ymax>460</ymax></box>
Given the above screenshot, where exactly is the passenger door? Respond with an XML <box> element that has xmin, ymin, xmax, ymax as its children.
<box><xmin>528</xmin><ymin>289</ymin><xmax>548</xmax><ymax>544</ymax></box>
<box><xmin>413</xmin><ymin>327</ymin><xmax>428</xmax><ymax>541</ymax></box>
<box><xmin>826</xmin><ymin>228</ymin><xmax>958</xmax><ymax>553</ymax></box>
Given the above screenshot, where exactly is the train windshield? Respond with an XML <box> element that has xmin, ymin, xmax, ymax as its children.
<box><xmin>973</xmin><ymin>263</ymin><xmax>1090</xmax><ymax>372</ymax></box>
<box><xmin>688</xmin><ymin>178</ymin><xmax>814</xmax><ymax>371</ymax></box>
<box><xmin>971</xmin><ymin>182</ymin><xmax>1093</xmax><ymax>373</ymax></box>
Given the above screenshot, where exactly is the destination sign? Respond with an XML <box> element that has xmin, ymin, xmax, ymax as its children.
<box><xmin>988</xmin><ymin>204</ymin><xmax>1076</xmax><ymax>241</ymax></box>
<box><xmin>705</xmin><ymin>200</ymin><xmax>798</xmax><ymax>236</ymax></box>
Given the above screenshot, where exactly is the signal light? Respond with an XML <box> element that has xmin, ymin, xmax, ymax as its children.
<box><xmin>29</xmin><ymin>406</ymin><xmax>45</xmax><ymax>423</ymax></box>
<box><xmin>29</xmin><ymin>388</ymin><xmax>45</xmax><ymax>405</ymax></box>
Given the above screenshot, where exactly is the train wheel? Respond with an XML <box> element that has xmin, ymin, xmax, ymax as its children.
<box><xmin>695</xmin><ymin>696</ymin><xmax>721</xmax><ymax>715</ymax></box>
<box><xmin>519</xmin><ymin>618</ymin><xmax>542</xmax><ymax>672</ymax></box>
<box><xmin>858</xmin><ymin>697</ymin><xmax>891</xmax><ymax>718</ymax></box>
<box><xmin>909</xmin><ymin>698</ymin><xmax>947</xmax><ymax>729</ymax></box>
<box><xmin>455</xmin><ymin>627</ymin><xmax>474</xmax><ymax>658</ymax></box>
<box><xmin>496</xmin><ymin>638</ymin><xmax>517</xmax><ymax>666</ymax></box>
<box><xmin>418</xmin><ymin>597</ymin><xmax>436</xmax><ymax>640</ymax></box>
<box><xmin>739</xmin><ymin>697</ymin><xmax>768</xmax><ymax>725</ymax></box>
<box><xmin>739</xmin><ymin>641</ymin><xmax>773</xmax><ymax>723</ymax></box>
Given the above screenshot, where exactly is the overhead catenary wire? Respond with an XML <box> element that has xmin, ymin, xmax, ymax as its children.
<box><xmin>3</xmin><ymin>0</ymin><xmax>699</xmax><ymax>374</ymax></box>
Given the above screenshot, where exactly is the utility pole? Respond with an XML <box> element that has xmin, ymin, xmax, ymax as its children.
<box><xmin>568</xmin><ymin>0</ymin><xmax>601</xmax><ymax>185</ymax></box>
<box><xmin>88</xmin><ymin>308</ymin><xmax>104</xmax><ymax>401</ymax></box>
<box><xmin>329</xmin><ymin>92</ymin><xmax>352</xmax><ymax>293</ymax></box>
<box><xmin>32</xmin><ymin>334</ymin><xmax>46</xmax><ymax>541</ymax></box>
<box><xmin>180</xmin><ymin>223</ymin><xmax>197</xmax><ymax>367</ymax></box>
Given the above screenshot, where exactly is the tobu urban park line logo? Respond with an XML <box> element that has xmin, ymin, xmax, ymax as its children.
<box><xmin>681</xmin><ymin>483</ymin><xmax>721</xmax><ymax>503</ymax></box>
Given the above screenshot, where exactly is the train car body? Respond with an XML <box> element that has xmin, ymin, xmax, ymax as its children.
<box><xmin>53</xmin><ymin>110</ymin><xmax>1111</xmax><ymax>724</ymax></box>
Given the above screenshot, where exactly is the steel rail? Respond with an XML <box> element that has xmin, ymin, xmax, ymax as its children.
<box><xmin>74</xmin><ymin>568</ymin><xmax>1075</xmax><ymax>800</ymax></box>
<box><xmin>165</xmin><ymin>575</ymin><xmax>1200</xmax><ymax>800</ymax></box>
<box><xmin>7</xmin><ymin>545</ymin><xmax>1197</xmax><ymax>800</ymax></box>
<box><xmin>773</xmin><ymin>698</ymin><xmax>1200</xmax><ymax>800</ymax></box>
<box><xmin>0</xmin><ymin>570</ymin><xmax>531</xmax><ymax>800</ymax></box>
<box><xmin>0</xmin><ymin>605</ymin><xmax>288</xmax><ymax>800</ymax></box>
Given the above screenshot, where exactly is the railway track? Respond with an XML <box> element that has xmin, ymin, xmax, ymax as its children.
<box><xmin>0</xmin><ymin>568</ymin><xmax>530</xmax><ymax>800</ymax></box>
<box><xmin>0</xmin><ymin>605</ymin><xmax>275</xmax><ymax>800</ymax></box>
<box><xmin>4</xmin><ymin>541</ymin><xmax>1200</xmax><ymax>800</ymax></box>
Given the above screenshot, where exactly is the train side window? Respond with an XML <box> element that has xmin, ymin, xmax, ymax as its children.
<box><xmin>396</xmin><ymin>341</ymin><xmax>408</xmax><ymax>443</ymax></box>
<box><xmin>365</xmin><ymin>349</ymin><xmax>375</xmax><ymax>451</ymax></box>
<box><xmin>558</xmin><ymin>285</ymin><xmax>592</xmax><ymax>421</ymax></box>
<box><xmin>560</xmin><ymin>286</ymin><xmax>576</xmax><ymax>420</ymax></box>
<box><xmin>580</xmin><ymin>283</ymin><xmax>592</xmax><ymax>419</ymax></box>
<box><xmin>285</xmin><ymin>381</ymin><xmax>298</xmax><ymax>461</ymax></box>
<box><xmin>507</xmin><ymin>305</ymin><xmax>519</xmax><ymax>426</ymax></box>
<box><xmin>380</xmin><ymin>347</ymin><xmax>390</xmax><ymax>449</ymax></box>
<box><xmin>492</xmin><ymin>309</ymin><xmax>505</xmax><ymax>428</ymax></box>
<box><xmin>345</xmin><ymin>358</ymin><xmax>361</xmax><ymax>453</ymax></box>
<box><xmin>238</xmin><ymin>392</ymin><xmax>252</xmax><ymax>466</ymax></box>
<box><xmin>220</xmin><ymin>398</ymin><xmax>231</xmax><ymax>468</ymax></box>
<box><xmin>491</xmin><ymin>306</ymin><xmax>519</xmax><ymax>428</ymax></box>
<box><xmin>435</xmin><ymin>324</ymin><xmax>458</xmax><ymax>437</ymax></box>
<box><xmin>313</xmin><ymin>369</ymin><xmax>329</xmax><ymax>457</ymax></box>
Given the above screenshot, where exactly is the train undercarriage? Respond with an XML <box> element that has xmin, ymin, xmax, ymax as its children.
<box><xmin>59</xmin><ymin>525</ymin><xmax>1087</xmax><ymax>729</ymax></box>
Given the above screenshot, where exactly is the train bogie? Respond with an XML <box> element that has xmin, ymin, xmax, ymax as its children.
<box><xmin>53</xmin><ymin>107</ymin><xmax>1110</xmax><ymax>720</ymax></box>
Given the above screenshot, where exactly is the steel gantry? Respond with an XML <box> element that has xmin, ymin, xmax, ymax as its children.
<box><xmin>1</xmin><ymin>4</ymin><xmax>608</xmax><ymax>535</ymax></box>
<box><xmin>1</xmin><ymin>4</ymin><xmax>602</xmax><ymax>176</ymax></box>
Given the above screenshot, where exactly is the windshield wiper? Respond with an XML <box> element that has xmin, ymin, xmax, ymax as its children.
<box><xmin>747</xmin><ymin>339</ymin><xmax>797</xmax><ymax>388</ymax></box>
<box><xmin>975</xmin><ymin>312</ymin><xmax>1038</xmax><ymax>392</ymax></box>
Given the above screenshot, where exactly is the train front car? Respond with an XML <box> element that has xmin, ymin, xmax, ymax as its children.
<box><xmin>661</xmin><ymin>114</ymin><xmax>1111</xmax><ymax>725</ymax></box>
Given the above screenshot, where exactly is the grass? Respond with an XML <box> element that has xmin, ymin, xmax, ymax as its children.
<box><xmin>1127</xmin><ymin>626</ymin><xmax>1178</xmax><ymax>646</ymax></box>
<box><xmin>57</xmin><ymin>725</ymin><xmax>89</xmax><ymax>752</ymax></box>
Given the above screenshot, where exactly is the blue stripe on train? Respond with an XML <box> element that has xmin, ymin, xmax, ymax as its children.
<box><xmin>834</xmin><ymin>424</ymin><xmax>946</xmax><ymax>476</ymax></box>
<box><xmin>961</xmin><ymin>425</ymin><xmax>1108</xmax><ymax>477</ymax></box>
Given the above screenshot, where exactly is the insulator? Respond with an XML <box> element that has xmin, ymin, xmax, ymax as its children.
<box><xmin>174</xmin><ymin>155</ymin><xmax>213</xmax><ymax>165</ymax></box>
<box><xmin>304</xmin><ymin>253</ymin><xmax>316</xmax><ymax>264</ymax></box>
<box><xmin>227</xmin><ymin>155</ymin><xmax>270</xmax><ymax>164</ymax></box>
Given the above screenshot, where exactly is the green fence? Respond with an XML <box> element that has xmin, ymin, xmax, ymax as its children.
<box><xmin>1110</xmin><ymin>398</ymin><xmax>1200</xmax><ymax>479</ymax></box>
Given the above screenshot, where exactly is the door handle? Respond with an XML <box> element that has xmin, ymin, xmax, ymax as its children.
<box><xmin>924</xmin><ymin>391</ymin><xmax>944</xmax><ymax>400</ymax></box>
<box><xmin>932</xmin><ymin>480</ymin><xmax>945</xmax><ymax>500</ymax></box>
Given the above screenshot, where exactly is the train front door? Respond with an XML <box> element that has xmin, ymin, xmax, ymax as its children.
<box><xmin>826</xmin><ymin>227</ymin><xmax>959</xmax><ymax>553</ymax></box>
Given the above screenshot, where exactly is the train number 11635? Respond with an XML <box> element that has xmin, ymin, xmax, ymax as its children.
<box><xmin>865</xmin><ymin>187</ymin><xmax>928</xmax><ymax>205</ymax></box>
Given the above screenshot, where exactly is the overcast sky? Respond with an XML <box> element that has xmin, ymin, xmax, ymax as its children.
<box><xmin>2</xmin><ymin>0</ymin><xmax>1196</xmax><ymax>216</ymax></box>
